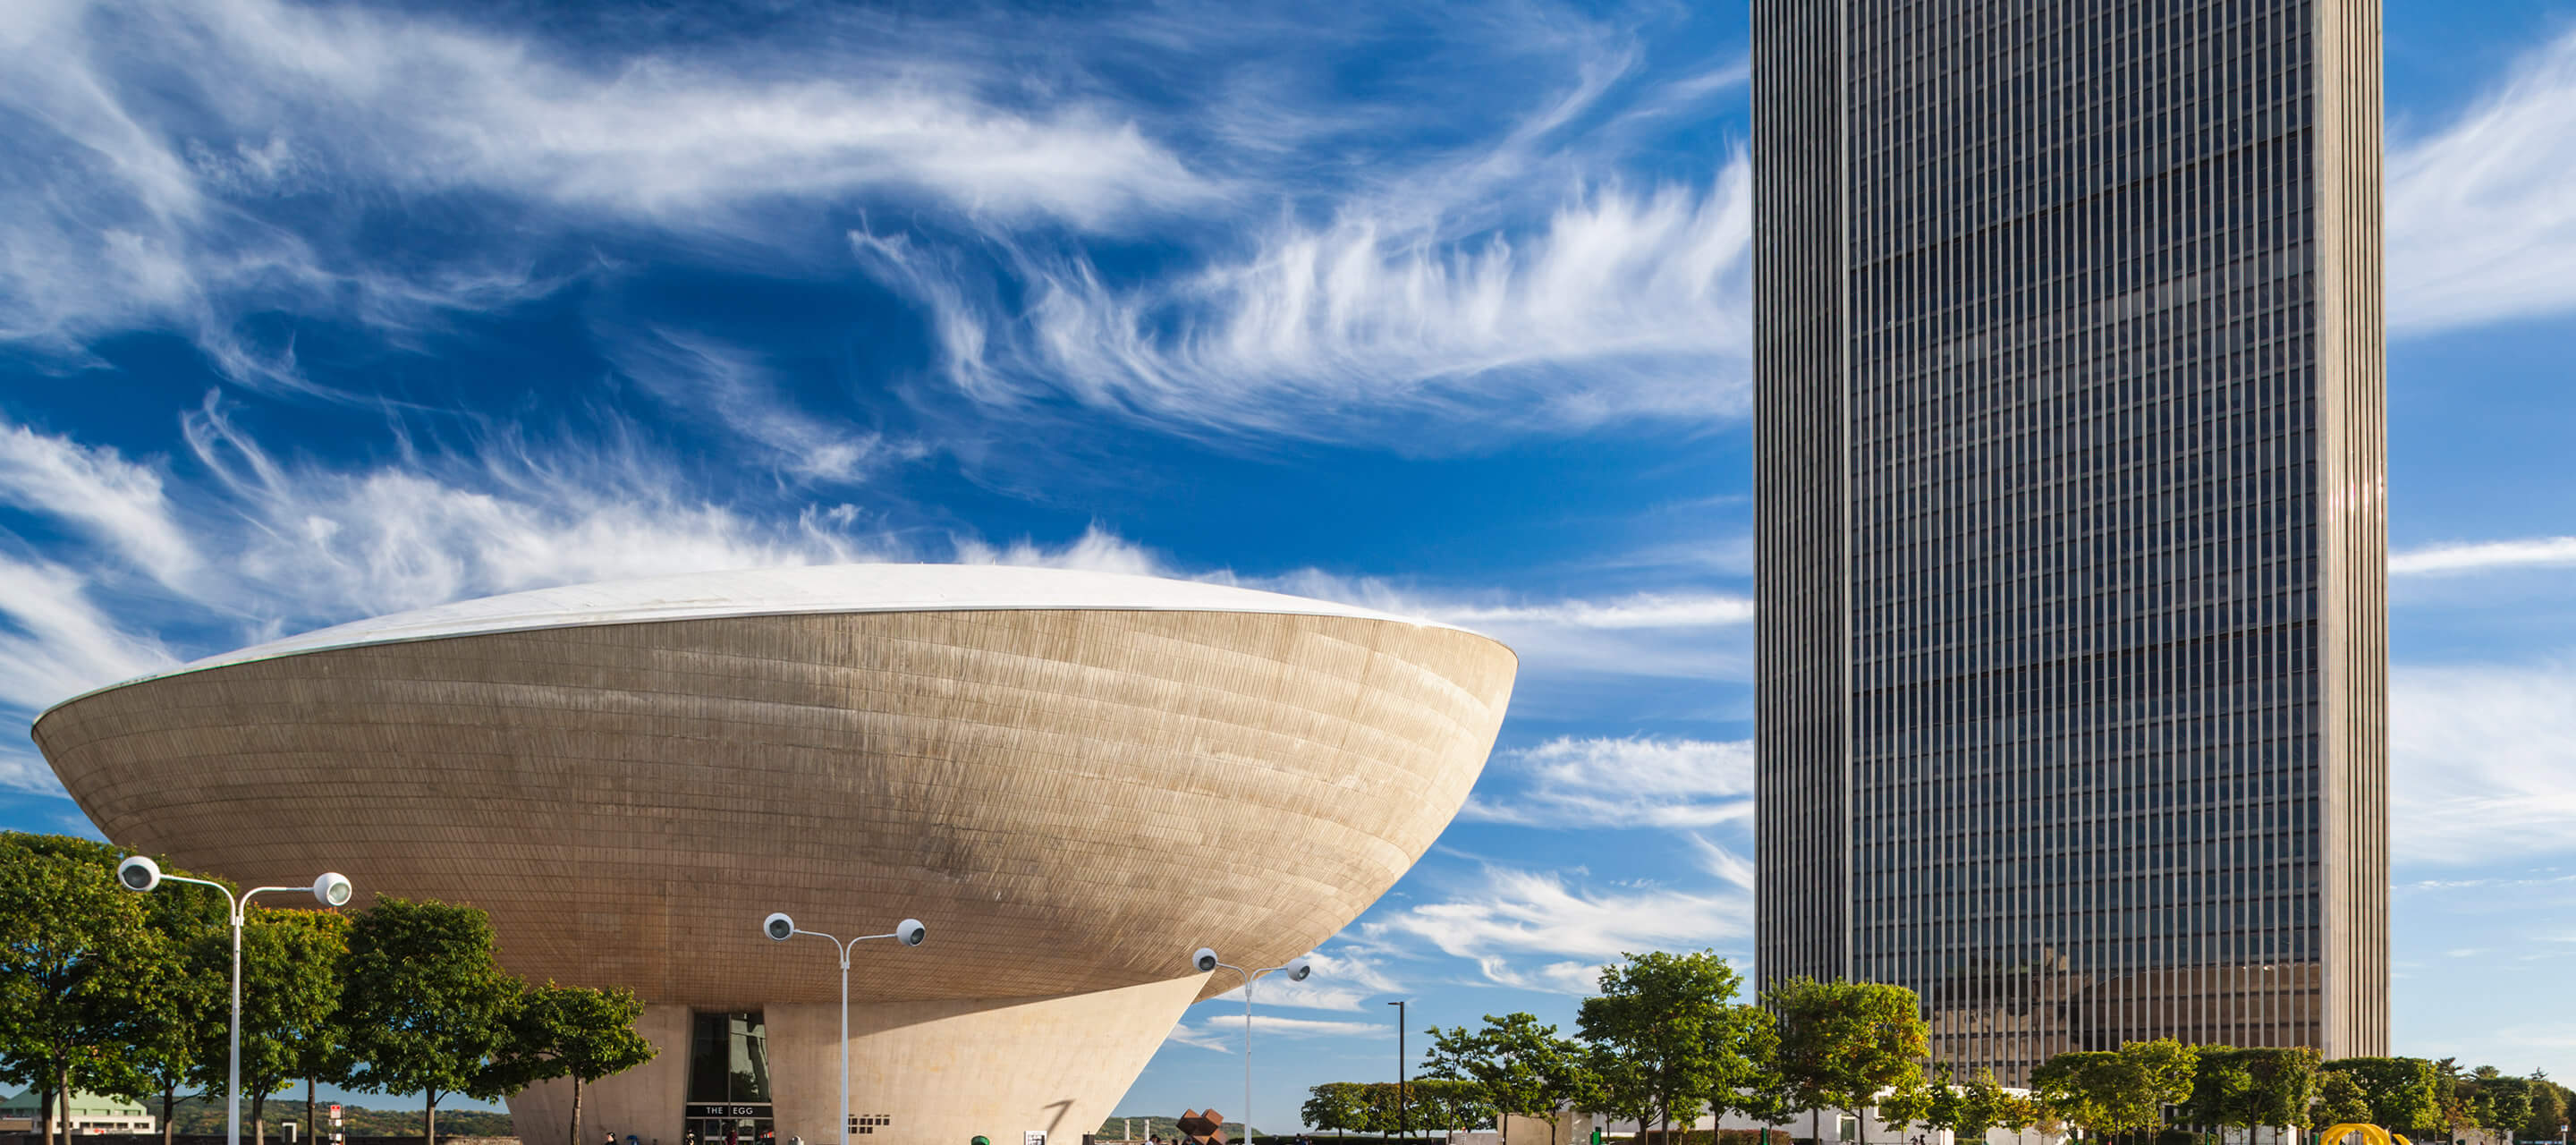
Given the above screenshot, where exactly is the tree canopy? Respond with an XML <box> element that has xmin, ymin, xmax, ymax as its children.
<box><xmin>1578</xmin><ymin>952</ymin><xmax>1770</xmax><ymax>1139</ymax></box>
<box><xmin>2186</xmin><ymin>1047</ymin><xmax>2322</xmax><ymax>1132</ymax></box>
<box><xmin>341</xmin><ymin>897</ymin><xmax>522</xmax><ymax>1145</ymax></box>
<box><xmin>0</xmin><ymin>833</ymin><xmax>160</xmax><ymax>1145</ymax></box>
<box><xmin>488</xmin><ymin>981</ymin><xmax>657</xmax><ymax>1145</ymax></box>
<box><xmin>1423</xmin><ymin>1013</ymin><xmax>1595</xmax><ymax>1145</ymax></box>
<box><xmin>2318</xmin><ymin>1057</ymin><xmax>2444</xmax><ymax>1132</ymax></box>
<box><xmin>2029</xmin><ymin>1039</ymin><xmax>2198</xmax><ymax>1139</ymax></box>
<box><xmin>1761</xmin><ymin>978</ymin><xmax>1928</xmax><ymax>1145</ymax></box>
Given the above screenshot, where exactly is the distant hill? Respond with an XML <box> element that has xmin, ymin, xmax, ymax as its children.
<box><xmin>164</xmin><ymin>1097</ymin><xmax>512</xmax><ymax>1139</ymax></box>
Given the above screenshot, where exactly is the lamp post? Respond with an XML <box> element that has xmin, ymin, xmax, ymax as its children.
<box><xmin>1385</xmin><ymin>1000</ymin><xmax>1406</xmax><ymax>1144</ymax></box>
<box><xmin>763</xmin><ymin>912</ymin><xmax>927</xmax><ymax>1145</ymax></box>
<box><xmin>114</xmin><ymin>857</ymin><xmax>352</xmax><ymax>1145</ymax></box>
<box><xmin>1189</xmin><ymin>948</ymin><xmax>1315</xmax><ymax>1145</ymax></box>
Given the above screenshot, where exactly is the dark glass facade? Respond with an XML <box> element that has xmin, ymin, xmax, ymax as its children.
<box><xmin>1753</xmin><ymin>0</ymin><xmax>2388</xmax><ymax>1081</ymax></box>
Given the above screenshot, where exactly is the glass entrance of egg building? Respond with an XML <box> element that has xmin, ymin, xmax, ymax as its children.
<box><xmin>682</xmin><ymin>1012</ymin><xmax>773</xmax><ymax>1145</ymax></box>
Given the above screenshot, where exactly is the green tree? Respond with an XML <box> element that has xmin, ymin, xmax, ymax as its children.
<box><xmin>1424</xmin><ymin>1014</ymin><xmax>1596</xmax><ymax>1145</ymax></box>
<box><xmin>1407</xmin><ymin>1079</ymin><xmax>1498</xmax><ymax>1133</ymax></box>
<box><xmin>0</xmin><ymin>834</ymin><xmax>158</xmax><ymax>1145</ymax></box>
<box><xmin>2315</xmin><ymin>1072</ymin><xmax>2374</xmax><ymax>1127</ymax></box>
<box><xmin>2465</xmin><ymin>1069</ymin><xmax>2533</xmax><ymax>1135</ymax></box>
<box><xmin>2186</xmin><ymin>1047</ymin><xmax>2319</xmax><ymax>1137</ymax></box>
<box><xmin>1924</xmin><ymin>1069</ymin><xmax>2014</xmax><ymax>1143</ymax></box>
<box><xmin>217</xmin><ymin>908</ymin><xmax>354</xmax><ymax>1145</ymax></box>
<box><xmin>121</xmin><ymin>878</ymin><xmax>231</xmax><ymax>1145</ymax></box>
<box><xmin>488</xmin><ymin>981</ymin><xmax>657</xmax><ymax>1145</ymax></box>
<box><xmin>2520</xmin><ymin>1074</ymin><xmax>2570</xmax><ymax>1141</ymax></box>
<box><xmin>1302</xmin><ymin>1083</ymin><xmax>1371</xmax><ymax>1140</ymax></box>
<box><xmin>1875</xmin><ymin>1075</ymin><xmax>1937</xmax><ymax>1138</ymax></box>
<box><xmin>340</xmin><ymin>898</ymin><xmax>523</xmax><ymax>1145</ymax></box>
<box><xmin>1761</xmin><ymin>978</ymin><xmax>1928</xmax><ymax>1145</ymax></box>
<box><xmin>2029</xmin><ymin>1040</ymin><xmax>2197</xmax><ymax>1141</ymax></box>
<box><xmin>1578</xmin><ymin>952</ymin><xmax>1770</xmax><ymax>1141</ymax></box>
<box><xmin>2318</xmin><ymin>1059</ymin><xmax>2442</xmax><ymax>1134</ymax></box>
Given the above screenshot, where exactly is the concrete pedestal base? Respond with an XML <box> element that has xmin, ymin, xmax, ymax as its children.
<box><xmin>508</xmin><ymin>977</ymin><xmax>1204</xmax><ymax>1145</ymax></box>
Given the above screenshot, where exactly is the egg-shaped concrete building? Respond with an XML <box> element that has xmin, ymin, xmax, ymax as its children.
<box><xmin>34</xmin><ymin>564</ymin><xmax>1516</xmax><ymax>1145</ymax></box>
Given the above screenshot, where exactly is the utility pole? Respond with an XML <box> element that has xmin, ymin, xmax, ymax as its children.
<box><xmin>1386</xmin><ymin>1001</ymin><xmax>1407</xmax><ymax>1143</ymax></box>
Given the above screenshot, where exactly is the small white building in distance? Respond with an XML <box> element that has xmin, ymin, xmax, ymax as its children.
<box><xmin>0</xmin><ymin>1090</ymin><xmax>158</xmax><ymax>1135</ymax></box>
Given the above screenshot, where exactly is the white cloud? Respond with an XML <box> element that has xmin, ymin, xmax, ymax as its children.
<box><xmin>0</xmin><ymin>0</ymin><xmax>1210</xmax><ymax>386</ymax></box>
<box><xmin>0</xmin><ymin>422</ymin><xmax>199</xmax><ymax>586</ymax></box>
<box><xmin>1164</xmin><ymin>1013</ymin><xmax>1387</xmax><ymax>1054</ymax></box>
<box><xmin>2390</xmin><ymin>25</ymin><xmax>2576</xmax><ymax>332</ymax></box>
<box><xmin>610</xmin><ymin>330</ymin><xmax>926</xmax><ymax>484</ymax></box>
<box><xmin>2390</xmin><ymin>660</ymin><xmax>2576</xmax><ymax>865</ymax></box>
<box><xmin>953</xmin><ymin>525</ymin><xmax>1172</xmax><ymax>580</ymax></box>
<box><xmin>1357</xmin><ymin>861</ymin><xmax>1753</xmax><ymax>992</ymax></box>
<box><xmin>1</xmin><ymin>745</ymin><xmax>73</xmax><ymax>798</ymax></box>
<box><xmin>871</xmin><ymin>163</ymin><xmax>1754</xmax><ymax>441</ymax></box>
<box><xmin>175</xmin><ymin>404</ymin><xmax>897</xmax><ymax>621</ymax></box>
<box><xmin>2391</xmin><ymin>536</ymin><xmax>2576</xmax><ymax>576</ymax></box>
<box><xmin>1199</xmin><ymin>947</ymin><xmax>1407</xmax><ymax>1014</ymax></box>
<box><xmin>1248</xmin><ymin>569</ymin><xmax>1757</xmax><ymax>683</ymax></box>
<box><xmin>0</xmin><ymin>555</ymin><xmax>178</xmax><ymax>715</ymax></box>
<box><xmin>1463</xmin><ymin>736</ymin><xmax>1754</xmax><ymax>828</ymax></box>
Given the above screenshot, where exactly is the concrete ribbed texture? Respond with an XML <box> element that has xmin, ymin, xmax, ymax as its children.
<box><xmin>37</xmin><ymin>570</ymin><xmax>1517</xmax><ymax>1145</ymax></box>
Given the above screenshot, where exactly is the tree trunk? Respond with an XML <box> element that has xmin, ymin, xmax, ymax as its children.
<box><xmin>163</xmin><ymin>1086</ymin><xmax>180</xmax><ymax>1145</ymax></box>
<box><xmin>38</xmin><ymin>1068</ymin><xmax>57</xmax><ymax>1145</ymax></box>
<box><xmin>426</xmin><ymin>1089</ymin><xmax>439</xmax><ymax>1145</ymax></box>
<box><xmin>252</xmin><ymin>1087</ymin><xmax>269</xmax><ymax>1145</ymax></box>
<box><xmin>307</xmin><ymin>1079</ymin><xmax>318</xmax><ymax>1145</ymax></box>
<box><xmin>571</xmin><ymin>1073</ymin><xmax>586</xmax><ymax>1145</ymax></box>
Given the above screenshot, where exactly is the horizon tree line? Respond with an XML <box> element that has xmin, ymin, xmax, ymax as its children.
<box><xmin>1303</xmin><ymin>951</ymin><xmax>2568</xmax><ymax>1145</ymax></box>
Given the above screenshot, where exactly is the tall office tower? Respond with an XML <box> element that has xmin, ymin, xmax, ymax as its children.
<box><xmin>1751</xmin><ymin>2</ymin><xmax>2389</xmax><ymax>1079</ymax></box>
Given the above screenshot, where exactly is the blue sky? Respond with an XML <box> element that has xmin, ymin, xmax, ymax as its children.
<box><xmin>2</xmin><ymin>0</ymin><xmax>2573</xmax><ymax>1129</ymax></box>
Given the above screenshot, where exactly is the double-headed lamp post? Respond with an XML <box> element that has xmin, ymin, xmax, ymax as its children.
<box><xmin>115</xmin><ymin>856</ymin><xmax>352</xmax><ymax>1145</ymax></box>
<box><xmin>1189</xmin><ymin>948</ymin><xmax>1315</xmax><ymax>1145</ymax></box>
<box><xmin>762</xmin><ymin>912</ymin><xmax>926</xmax><ymax>1145</ymax></box>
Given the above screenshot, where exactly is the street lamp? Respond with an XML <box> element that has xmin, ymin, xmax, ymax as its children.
<box><xmin>115</xmin><ymin>856</ymin><xmax>352</xmax><ymax>1145</ymax></box>
<box><xmin>1385</xmin><ymin>1000</ymin><xmax>1406</xmax><ymax>1143</ymax></box>
<box><xmin>1189</xmin><ymin>947</ymin><xmax>1314</xmax><ymax>1145</ymax></box>
<box><xmin>763</xmin><ymin>912</ymin><xmax>926</xmax><ymax>1145</ymax></box>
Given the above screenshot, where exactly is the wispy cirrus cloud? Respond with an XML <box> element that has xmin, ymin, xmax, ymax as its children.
<box><xmin>2392</xmin><ymin>536</ymin><xmax>2576</xmax><ymax>576</ymax></box>
<box><xmin>1164</xmin><ymin>1013</ymin><xmax>1388</xmax><ymax>1055</ymax></box>
<box><xmin>606</xmin><ymin>329</ymin><xmax>928</xmax><ymax>485</ymax></box>
<box><xmin>0</xmin><ymin>406</ymin><xmax>896</xmax><ymax>718</ymax></box>
<box><xmin>862</xmin><ymin>160</ymin><xmax>1755</xmax><ymax>443</ymax></box>
<box><xmin>1356</xmin><ymin>839</ymin><xmax>1755</xmax><ymax>992</ymax></box>
<box><xmin>0</xmin><ymin>0</ymin><xmax>1213</xmax><ymax>390</ymax></box>
<box><xmin>1197</xmin><ymin>947</ymin><xmax>1407</xmax><ymax>1014</ymax></box>
<box><xmin>2390</xmin><ymin>660</ymin><xmax>2576</xmax><ymax>865</ymax></box>
<box><xmin>1463</xmin><ymin>736</ymin><xmax>1754</xmax><ymax>828</ymax></box>
<box><xmin>1248</xmin><ymin>569</ymin><xmax>1756</xmax><ymax>683</ymax></box>
<box><xmin>2390</xmin><ymin>23</ymin><xmax>2576</xmax><ymax>332</ymax></box>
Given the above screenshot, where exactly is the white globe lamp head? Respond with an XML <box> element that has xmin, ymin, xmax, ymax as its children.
<box><xmin>764</xmin><ymin>912</ymin><xmax>797</xmax><ymax>941</ymax></box>
<box><xmin>313</xmin><ymin>872</ymin><xmax>353</xmax><ymax>907</ymax></box>
<box><xmin>116</xmin><ymin>855</ymin><xmax>162</xmax><ymax>893</ymax></box>
<box><xmin>897</xmin><ymin>919</ymin><xmax>927</xmax><ymax>947</ymax></box>
<box><xmin>1191</xmin><ymin>946</ymin><xmax>1220</xmax><ymax>973</ymax></box>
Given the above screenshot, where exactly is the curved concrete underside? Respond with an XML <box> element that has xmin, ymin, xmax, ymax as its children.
<box><xmin>508</xmin><ymin>981</ymin><xmax>1207</xmax><ymax>1145</ymax></box>
<box><xmin>37</xmin><ymin>606</ymin><xmax>1515</xmax><ymax>1005</ymax></box>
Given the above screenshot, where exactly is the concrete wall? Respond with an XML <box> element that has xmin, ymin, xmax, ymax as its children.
<box><xmin>509</xmin><ymin>980</ymin><xmax>1202</xmax><ymax>1145</ymax></box>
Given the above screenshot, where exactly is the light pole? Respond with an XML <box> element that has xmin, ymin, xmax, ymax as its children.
<box><xmin>1385</xmin><ymin>1000</ymin><xmax>1406</xmax><ymax>1144</ymax></box>
<box><xmin>114</xmin><ymin>856</ymin><xmax>352</xmax><ymax>1145</ymax></box>
<box><xmin>763</xmin><ymin>912</ymin><xmax>927</xmax><ymax>1145</ymax></box>
<box><xmin>1189</xmin><ymin>948</ymin><xmax>1314</xmax><ymax>1145</ymax></box>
